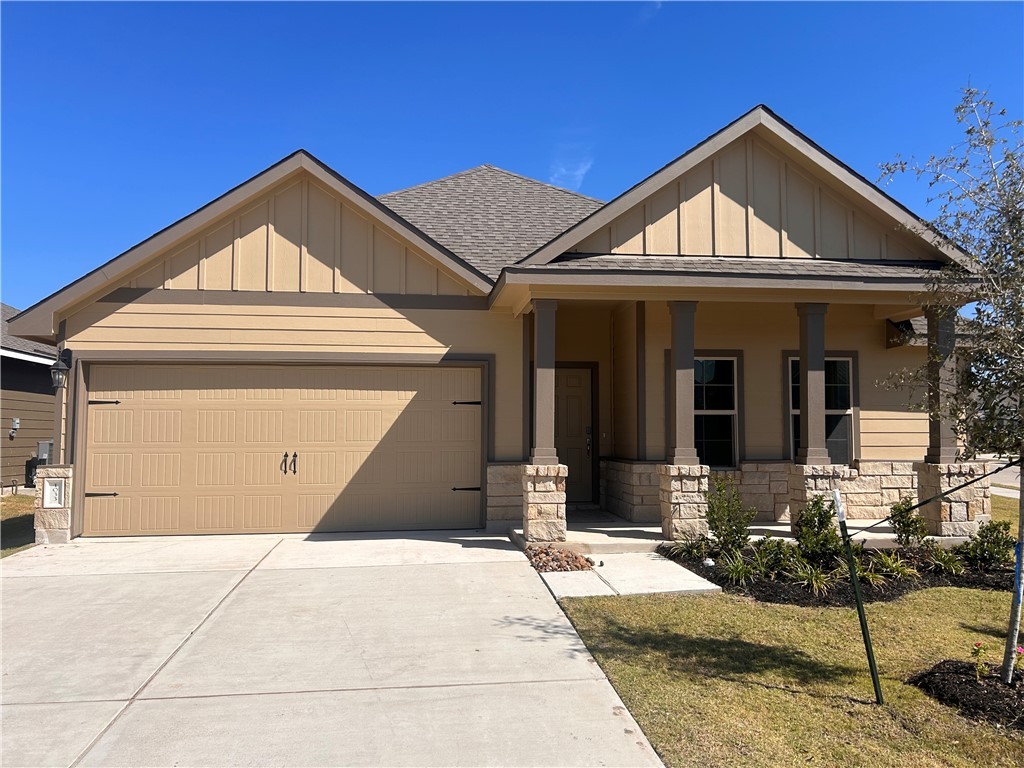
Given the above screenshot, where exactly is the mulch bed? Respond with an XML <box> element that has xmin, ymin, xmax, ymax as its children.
<box><xmin>659</xmin><ymin>544</ymin><xmax>1014</xmax><ymax>608</ymax></box>
<box><xmin>909</xmin><ymin>660</ymin><xmax>1024</xmax><ymax>731</ymax></box>
<box><xmin>525</xmin><ymin>545</ymin><xmax>594</xmax><ymax>572</ymax></box>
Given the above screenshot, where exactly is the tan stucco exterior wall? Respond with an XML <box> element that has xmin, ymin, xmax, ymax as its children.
<box><xmin>643</xmin><ymin>301</ymin><xmax>928</xmax><ymax>463</ymax></box>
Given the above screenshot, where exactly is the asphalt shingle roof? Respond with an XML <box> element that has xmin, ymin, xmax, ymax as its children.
<box><xmin>2</xmin><ymin>304</ymin><xmax>56</xmax><ymax>360</ymax></box>
<box><xmin>379</xmin><ymin>165</ymin><xmax>604</xmax><ymax>280</ymax></box>
<box><xmin>514</xmin><ymin>254</ymin><xmax>941</xmax><ymax>280</ymax></box>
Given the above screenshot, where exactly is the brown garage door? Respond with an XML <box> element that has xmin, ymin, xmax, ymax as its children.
<box><xmin>82</xmin><ymin>365</ymin><xmax>482</xmax><ymax>536</ymax></box>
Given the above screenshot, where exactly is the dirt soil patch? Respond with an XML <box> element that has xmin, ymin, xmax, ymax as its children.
<box><xmin>910</xmin><ymin>660</ymin><xmax>1023</xmax><ymax>731</ymax></box>
<box><xmin>525</xmin><ymin>545</ymin><xmax>594</xmax><ymax>572</ymax></box>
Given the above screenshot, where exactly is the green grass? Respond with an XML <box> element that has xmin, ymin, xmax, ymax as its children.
<box><xmin>563</xmin><ymin>588</ymin><xmax>1023</xmax><ymax>768</ymax></box>
<box><xmin>991</xmin><ymin>494</ymin><xmax>1019</xmax><ymax>526</ymax></box>
<box><xmin>1</xmin><ymin>493</ymin><xmax>36</xmax><ymax>558</ymax></box>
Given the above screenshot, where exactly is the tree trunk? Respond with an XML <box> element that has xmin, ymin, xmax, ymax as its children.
<box><xmin>1002</xmin><ymin>445</ymin><xmax>1024</xmax><ymax>685</ymax></box>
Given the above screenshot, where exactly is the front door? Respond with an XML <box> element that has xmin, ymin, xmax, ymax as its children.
<box><xmin>555</xmin><ymin>367</ymin><xmax>594</xmax><ymax>503</ymax></box>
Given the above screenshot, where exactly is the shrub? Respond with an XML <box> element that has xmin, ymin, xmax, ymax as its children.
<box><xmin>889</xmin><ymin>496</ymin><xmax>928</xmax><ymax>548</ymax></box>
<box><xmin>667</xmin><ymin>532</ymin><xmax>716</xmax><ymax>562</ymax></box>
<box><xmin>868</xmin><ymin>550</ymin><xmax>920</xmax><ymax>581</ymax></box>
<box><xmin>750</xmin><ymin>536</ymin><xmax>796</xmax><ymax>581</ymax></box>
<box><xmin>705</xmin><ymin>477</ymin><xmax>756</xmax><ymax>555</ymax></box>
<box><xmin>838</xmin><ymin>551</ymin><xmax>889</xmax><ymax>590</ymax></box>
<box><xmin>720</xmin><ymin>551</ymin><xmax>756</xmax><ymax>586</ymax></box>
<box><xmin>920</xmin><ymin>544</ymin><xmax>966</xmax><ymax>575</ymax></box>
<box><xmin>786</xmin><ymin>556</ymin><xmax>839</xmax><ymax>597</ymax></box>
<box><xmin>792</xmin><ymin>495</ymin><xmax>843</xmax><ymax>567</ymax></box>
<box><xmin>956</xmin><ymin>520</ymin><xmax>1015</xmax><ymax>571</ymax></box>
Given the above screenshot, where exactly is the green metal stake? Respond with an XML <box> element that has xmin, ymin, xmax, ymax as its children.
<box><xmin>832</xmin><ymin>489</ymin><xmax>884</xmax><ymax>705</ymax></box>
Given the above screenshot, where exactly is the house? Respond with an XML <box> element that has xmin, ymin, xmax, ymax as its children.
<box><xmin>1</xmin><ymin>304</ymin><xmax>56</xmax><ymax>491</ymax></box>
<box><xmin>9</xmin><ymin>106</ymin><xmax>992</xmax><ymax>545</ymax></box>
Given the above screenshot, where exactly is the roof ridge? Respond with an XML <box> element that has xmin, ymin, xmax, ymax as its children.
<box><xmin>378</xmin><ymin>165</ymin><xmax>494</xmax><ymax>199</ymax></box>
<box><xmin>378</xmin><ymin>163</ymin><xmax>603</xmax><ymax>205</ymax></box>
<box><xmin>478</xmin><ymin>165</ymin><xmax>604</xmax><ymax>204</ymax></box>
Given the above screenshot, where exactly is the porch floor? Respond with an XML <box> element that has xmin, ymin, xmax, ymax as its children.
<box><xmin>510</xmin><ymin>510</ymin><xmax>951</xmax><ymax>555</ymax></box>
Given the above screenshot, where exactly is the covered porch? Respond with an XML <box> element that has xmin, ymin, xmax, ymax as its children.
<box><xmin>490</xmin><ymin>272</ymin><xmax>992</xmax><ymax>544</ymax></box>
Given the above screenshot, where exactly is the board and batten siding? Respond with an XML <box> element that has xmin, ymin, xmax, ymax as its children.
<box><xmin>60</xmin><ymin>170</ymin><xmax>527</xmax><ymax>461</ymax></box>
<box><xmin>571</xmin><ymin>135</ymin><xmax>929</xmax><ymax>262</ymax></box>
<box><xmin>124</xmin><ymin>174</ymin><xmax>471</xmax><ymax>297</ymax></box>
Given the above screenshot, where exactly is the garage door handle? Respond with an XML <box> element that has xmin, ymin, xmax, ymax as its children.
<box><xmin>291</xmin><ymin>452</ymin><xmax>298</xmax><ymax>475</ymax></box>
<box><xmin>451</xmin><ymin>486</ymin><xmax>481</xmax><ymax>492</ymax></box>
<box><xmin>281</xmin><ymin>453</ymin><xmax>289</xmax><ymax>475</ymax></box>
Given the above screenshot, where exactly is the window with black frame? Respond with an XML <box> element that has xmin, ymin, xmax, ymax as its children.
<box><xmin>789</xmin><ymin>358</ymin><xmax>853</xmax><ymax>464</ymax></box>
<box><xmin>694</xmin><ymin>358</ymin><xmax>737</xmax><ymax>467</ymax></box>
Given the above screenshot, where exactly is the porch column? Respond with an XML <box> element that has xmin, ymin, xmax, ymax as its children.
<box><xmin>530</xmin><ymin>299</ymin><xmax>559</xmax><ymax>464</ymax></box>
<box><xmin>523</xmin><ymin>299</ymin><xmax>566</xmax><ymax>542</ymax></box>
<box><xmin>924</xmin><ymin>305</ymin><xmax>958</xmax><ymax>463</ymax></box>
<box><xmin>668</xmin><ymin>301</ymin><xmax>700</xmax><ymax>465</ymax></box>
<box><xmin>795</xmin><ymin>302</ymin><xmax>830</xmax><ymax>465</ymax></box>
<box><xmin>659</xmin><ymin>301</ymin><xmax>708</xmax><ymax>540</ymax></box>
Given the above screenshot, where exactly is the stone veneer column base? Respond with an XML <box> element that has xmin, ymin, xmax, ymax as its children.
<box><xmin>788</xmin><ymin>464</ymin><xmax>849</xmax><ymax>531</ymax></box>
<box><xmin>522</xmin><ymin>464</ymin><xmax>568</xmax><ymax>542</ymax></box>
<box><xmin>914</xmin><ymin>462</ymin><xmax>992</xmax><ymax>537</ymax></box>
<box><xmin>34</xmin><ymin>465</ymin><xmax>73</xmax><ymax>544</ymax></box>
<box><xmin>657</xmin><ymin>464</ymin><xmax>710</xmax><ymax>540</ymax></box>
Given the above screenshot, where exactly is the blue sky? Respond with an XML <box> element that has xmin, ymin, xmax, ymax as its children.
<box><xmin>2</xmin><ymin>1</ymin><xmax>1022</xmax><ymax>309</ymax></box>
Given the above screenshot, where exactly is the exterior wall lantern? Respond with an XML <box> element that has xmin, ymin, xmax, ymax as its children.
<box><xmin>49</xmin><ymin>355</ymin><xmax>70</xmax><ymax>391</ymax></box>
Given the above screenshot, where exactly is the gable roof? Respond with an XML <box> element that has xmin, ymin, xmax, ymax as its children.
<box><xmin>517</xmin><ymin>105</ymin><xmax>971</xmax><ymax>268</ymax></box>
<box><xmin>9</xmin><ymin>150</ymin><xmax>493</xmax><ymax>339</ymax></box>
<box><xmin>379</xmin><ymin>165</ymin><xmax>603</xmax><ymax>279</ymax></box>
<box><xmin>2</xmin><ymin>304</ymin><xmax>56</xmax><ymax>362</ymax></box>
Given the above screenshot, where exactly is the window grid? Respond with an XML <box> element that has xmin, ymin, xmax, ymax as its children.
<box><xmin>694</xmin><ymin>357</ymin><xmax>738</xmax><ymax>468</ymax></box>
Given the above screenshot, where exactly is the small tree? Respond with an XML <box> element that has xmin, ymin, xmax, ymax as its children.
<box><xmin>881</xmin><ymin>87</ymin><xmax>1023</xmax><ymax>684</ymax></box>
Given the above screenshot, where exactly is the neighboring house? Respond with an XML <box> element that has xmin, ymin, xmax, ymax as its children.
<box><xmin>1</xmin><ymin>304</ymin><xmax>55</xmax><ymax>491</ymax></box>
<box><xmin>9</xmin><ymin>106</ymin><xmax>991</xmax><ymax>543</ymax></box>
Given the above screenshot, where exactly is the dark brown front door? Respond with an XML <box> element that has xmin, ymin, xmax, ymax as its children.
<box><xmin>555</xmin><ymin>367</ymin><xmax>594</xmax><ymax>503</ymax></box>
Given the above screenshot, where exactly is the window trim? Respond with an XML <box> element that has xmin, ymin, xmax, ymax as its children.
<box><xmin>663</xmin><ymin>348</ymin><xmax>745</xmax><ymax>468</ymax></box>
<box><xmin>783</xmin><ymin>350</ymin><xmax>860</xmax><ymax>463</ymax></box>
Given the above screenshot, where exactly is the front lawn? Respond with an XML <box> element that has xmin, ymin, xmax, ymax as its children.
<box><xmin>991</xmin><ymin>494</ymin><xmax>1019</xmax><ymax>525</ymax></box>
<box><xmin>1</xmin><ymin>493</ymin><xmax>36</xmax><ymax>558</ymax></box>
<box><xmin>563</xmin><ymin>588</ymin><xmax>1023</xmax><ymax>768</ymax></box>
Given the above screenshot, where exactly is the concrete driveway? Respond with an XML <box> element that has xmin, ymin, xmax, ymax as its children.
<box><xmin>1</xmin><ymin>533</ymin><xmax>660</xmax><ymax>768</ymax></box>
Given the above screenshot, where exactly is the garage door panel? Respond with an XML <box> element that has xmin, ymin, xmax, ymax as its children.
<box><xmin>196</xmin><ymin>496</ymin><xmax>235</xmax><ymax>530</ymax></box>
<box><xmin>298</xmin><ymin>410</ymin><xmax>336</xmax><ymax>443</ymax></box>
<box><xmin>141</xmin><ymin>410</ymin><xmax>182</xmax><ymax>443</ymax></box>
<box><xmin>197</xmin><ymin>410</ymin><xmax>236</xmax><ymax>442</ymax></box>
<box><xmin>88</xmin><ymin>496</ymin><xmax>132</xmax><ymax>534</ymax></box>
<box><xmin>83</xmin><ymin>365</ymin><xmax>482</xmax><ymax>536</ymax></box>
<box><xmin>139</xmin><ymin>497</ymin><xmax>180</xmax><ymax>532</ymax></box>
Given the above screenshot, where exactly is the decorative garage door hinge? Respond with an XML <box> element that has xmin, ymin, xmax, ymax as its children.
<box><xmin>451</xmin><ymin>400</ymin><xmax>482</xmax><ymax>405</ymax></box>
<box><xmin>88</xmin><ymin>399</ymin><xmax>121</xmax><ymax>405</ymax></box>
<box><xmin>85</xmin><ymin>492</ymin><xmax>119</xmax><ymax>497</ymax></box>
<box><xmin>451</xmin><ymin>487</ymin><xmax>481</xmax><ymax>492</ymax></box>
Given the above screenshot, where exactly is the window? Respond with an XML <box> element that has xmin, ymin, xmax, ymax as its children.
<box><xmin>789</xmin><ymin>358</ymin><xmax>854</xmax><ymax>464</ymax></box>
<box><xmin>694</xmin><ymin>358</ymin><xmax>737</xmax><ymax>467</ymax></box>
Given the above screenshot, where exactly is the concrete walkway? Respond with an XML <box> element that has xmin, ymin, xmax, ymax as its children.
<box><xmin>2</xmin><ymin>533</ymin><xmax>661</xmax><ymax>768</ymax></box>
<box><xmin>541</xmin><ymin>553</ymin><xmax>721</xmax><ymax>599</ymax></box>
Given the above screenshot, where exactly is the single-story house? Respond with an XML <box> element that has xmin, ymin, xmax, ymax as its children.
<box><xmin>1</xmin><ymin>304</ymin><xmax>56</xmax><ymax>491</ymax></box>
<box><xmin>10</xmin><ymin>106</ymin><xmax>991</xmax><ymax>544</ymax></box>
